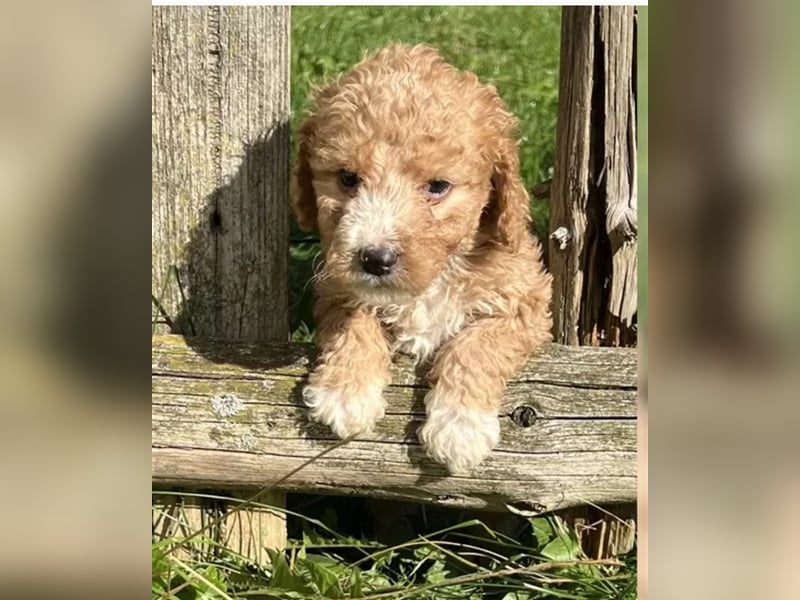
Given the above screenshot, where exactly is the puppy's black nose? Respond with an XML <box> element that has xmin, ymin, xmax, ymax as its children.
<box><xmin>358</xmin><ymin>246</ymin><xmax>398</xmax><ymax>276</ymax></box>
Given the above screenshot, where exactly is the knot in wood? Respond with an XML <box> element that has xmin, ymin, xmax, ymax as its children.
<box><xmin>511</xmin><ymin>405</ymin><xmax>538</xmax><ymax>428</ymax></box>
<box><xmin>550</xmin><ymin>226</ymin><xmax>572</xmax><ymax>250</ymax></box>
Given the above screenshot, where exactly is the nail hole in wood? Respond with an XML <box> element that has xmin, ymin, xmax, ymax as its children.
<box><xmin>511</xmin><ymin>405</ymin><xmax>538</xmax><ymax>428</ymax></box>
<box><xmin>210</xmin><ymin>209</ymin><xmax>222</xmax><ymax>231</ymax></box>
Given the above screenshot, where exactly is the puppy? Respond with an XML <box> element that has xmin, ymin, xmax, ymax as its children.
<box><xmin>293</xmin><ymin>44</ymin><xmax>552</xmax><ymax>474</ymax></box>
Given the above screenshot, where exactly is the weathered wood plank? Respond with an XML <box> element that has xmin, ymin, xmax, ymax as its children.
<box><xmin>153</xmin><ymin>448</ymin><xmax>635</xmax><ymax>513</ymax></box>
<box><xmin>548</xmin><ymin>6</ymin><xmax>638</xmax><ymax>346</ymax></box>
<box><xmin>153</xmin><ymin>409</ymin><xmax>637</xmax><ymax>455</ymax></box>
<box><xmin>152</xmin><ymin>7</ymin><xmax>216</xmax><ymax>334</ymax></box>
<box><xmin>599</xmin><ymin>6</ymin><xmax>638</xmax><ymax>345</ymax></box>
<box><xmin>151</xmin><ymin>5</ymin><xmax>290</xmax><ymax>559</ymax></box>
<box><xmin>151</xmin><ymin>6</ymin><xmax>289</xmax><ymax>339</ymax></box>
<box><xmin>152</xmin><ymin>335</ymin><xmax>637</xmax><ymax>513</ymax></box>
<box><xmin>153</xmin><ymin>378</ymin><xmax>636</xmax><ymax>419</ymax></box>
<box><xmin>548</xmin><ymin>7</ymin><xmax>595</xmax><ymax>346</ymax></box>
<box><xmin>214</xmin><ymin>6</ymin><xmax>290</xmax><ymax>341</ymax></box>
<box><xmin>152</xmin><ymin>336</ymin><xmax>638</xmax><ymax>389</ymax></box>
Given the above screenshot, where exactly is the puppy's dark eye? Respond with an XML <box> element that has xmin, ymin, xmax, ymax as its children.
<box><xmin>424</xmin><ymin>179</ymin><xmax>451</xmax><ymax>200</ymax></box>
<box><xmin>339</xmin><ymin>169</ymin><xmax>360</xmax><ymax>189</ymax></box>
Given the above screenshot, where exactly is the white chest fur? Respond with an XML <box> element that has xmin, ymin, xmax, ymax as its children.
<box><xmin>378</xmin><ymin>277</ymin><xmax>471</xmax><ymax>362</ymax></box>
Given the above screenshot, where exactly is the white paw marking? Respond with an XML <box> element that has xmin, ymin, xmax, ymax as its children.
<box><xmin>302</xmin><ymin>382</ymin><xmax>386</xmax><ymax>439</ymax></box>
<box><xmin>417</xmin><ymin>392</ymin><xmax>500</xmax><ymax>474</ymax></box>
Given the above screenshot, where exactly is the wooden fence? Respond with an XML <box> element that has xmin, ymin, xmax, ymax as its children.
<box><xmin>152</xmin><ymin>5</ymin><xmax>638</xmax><ymax>562</ymax></box>
<box><xmin>153</xmin><ymin>336</ymin><xmax>636</xmax><ymax>512</ymax></box>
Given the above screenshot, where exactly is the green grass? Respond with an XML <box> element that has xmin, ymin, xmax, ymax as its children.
<box><xmin>153</xmin><ymin>492</ymin><xmax>636</xmax><ymax>600</ymax></box>
<box><xmin>289</xmin><ymin>6</ymin><xmax>561</xmax><ymax>340</ymax></box>
<box><xmin>291</xmin><ymin>6</ymin><xmax>560</xmax><ymax>193</ymax></box>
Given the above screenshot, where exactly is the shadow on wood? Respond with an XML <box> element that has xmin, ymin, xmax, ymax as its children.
<box><xmin>153</xmin><ymin>125</ymin><xmax>290</xmax><ymax>345</ymax></box>
<box><xmin>152</xmin><ymin>335</ymin><xmax>637</xmax><ymax>514</ymax></box>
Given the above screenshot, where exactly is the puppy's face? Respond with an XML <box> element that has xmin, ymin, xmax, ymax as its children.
<box><xmin>307</xmin><ymin>109</ymin><xmax>492</xmax><ymax>301</ymax></box>
<box><xmin>295</xmin><ymin>45</ymin><xmax>530</xmax><ymax>304</ymax></box>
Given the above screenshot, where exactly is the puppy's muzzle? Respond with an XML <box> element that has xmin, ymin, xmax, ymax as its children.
<box><xmin>358</xmin><ymin>245</ymin><xmax>398</xmax><ymax>277</ymax></box>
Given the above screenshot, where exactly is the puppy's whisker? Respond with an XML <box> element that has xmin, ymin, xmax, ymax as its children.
<box><xmin>309</xmin><ymin>270</ymin><xmax>329</xmax><ymax>287</ymax></box>
<box><xmin>305</xmin><ymin>252</ymin><xmax>329</xmax><ymax>291</ymax></box>
<box><xmin>307</xmin><ymin>251</ymin><xmax>343</xmax><ymax>290</ymax></box>
<box><xmin>311</xmin><ymin>251</ymin><xmax>325</xmax><ymax>275</ymax></box>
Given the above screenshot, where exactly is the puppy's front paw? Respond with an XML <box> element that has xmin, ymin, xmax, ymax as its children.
<box><xmin>302</xmin><ymin>381</ymin><xmax>386</xmax><ymax>439</ymax></box>
<box><xmin>418</xmin><ymin>395</ymin><xmax>501</xmax><ymax>474</ymax></box>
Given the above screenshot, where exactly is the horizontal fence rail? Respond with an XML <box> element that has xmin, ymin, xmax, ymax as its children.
<box><xmin>152</xmin><ymin>335</ymin><xmax>637</xmax><ymax>513</ymax></box>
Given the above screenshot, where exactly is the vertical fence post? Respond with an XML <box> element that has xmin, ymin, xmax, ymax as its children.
<box><xmin>548</xmin><ymin>5</ymin><xmax>638</xmax><ymax>556</ymax></box>
<box><xmin>152</xmin><ymin>5</ymin><xmax>290</xmax><ymax>561</ymax></box>
<box><xmin>549</xmin><ymin>6</ymin><xmax>638</xmax><ymax>348</ymax></box>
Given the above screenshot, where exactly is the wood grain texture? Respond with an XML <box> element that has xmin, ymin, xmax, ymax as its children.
<box><xmin>151</xmin><ymin>6</ymin><xmax>290</xmax><ymax>557</ymax></box>
<box><xmin>151</xmin><ymin>6</ymin><xmax>290</xmax><ymax>340</ymax></box>
<box><xmin>548</xmin><ymin>7</ymin><xmax>638</xmax><ymax>346</ymax></box>
<box><xmin>152</xmin><ymin>335</ymin><xmax>637</xmax><ymax>513</ymax></box>
<box><xmin>548</xmin><ymin>7</ymin><xmax>595</xmax><ymax>346</ymax></box>
<box><xmin>599</xmin><ymin>6</ymin><xmax>638</xmax><ymax>344</ymax></box>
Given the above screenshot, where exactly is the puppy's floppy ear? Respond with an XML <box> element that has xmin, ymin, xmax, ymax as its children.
<box><xmin>490</xmin><ymin>136</ymin><xmax>531</xmax><ymax>252</ymax></box>
<box><xmin>293</xmin><ymin>119</ymin><xmax>318</xmax><ymax>232</ymax></box>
